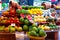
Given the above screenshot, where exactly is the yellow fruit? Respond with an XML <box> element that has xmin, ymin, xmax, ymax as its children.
<box><xmin>44</xmin><ymin>26</ymin><xmax>50</xmax><ymax>30</ymax></box>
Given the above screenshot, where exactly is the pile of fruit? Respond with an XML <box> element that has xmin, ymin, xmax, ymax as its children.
<box><xmin>38</xmin><ymin>25</ymin><xmax>50</xmax><ymax>30</ymax></box>
<box><xmin>28</xmin><ymin>9</ymin><xmax>43</xmax><ymax>15</ymax></box>
<box><xmin>22</xmin><ymin>6</ymin><xmax>44</xmax><ymax>9</ymax></box>
<box><xmin>16</xmin><ymin>9</ymin><xmax>30</xmax><ymax>15</ymax></box>
<box><xmin>0</xmin><ymin>16</ymin><xmax>20</xmax><ymax>24</ymax></box>
<box><xmin>0</xmin><ymin>25</ymin><xmax>22</xmax><ymax>32</ymax></box>
<box><xmin>28</xmin><ymin>27</ymin><xmax>46</xmax><ymax>37</ymax></box>
<box><xmin>38</xmin><ymin>23</ymin><xmax>58</xmax><ymax>30</ymax></box>
<box><xmin>34</xmin><ymin>15</ymin><xmax>46</xmax><ymax>22</ymax></box>
<box><xmin>0</xmin><ymin>1</ymin><xmax>58</xmax><ymax>34</ymax></box>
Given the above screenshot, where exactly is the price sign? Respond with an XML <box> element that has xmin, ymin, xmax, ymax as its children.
<box><xmin>11</xmin><ymin>23</ymin><xmax>16</xmax><ymax>26</ymax></box>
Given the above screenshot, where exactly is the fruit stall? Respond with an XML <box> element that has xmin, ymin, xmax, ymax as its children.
<box><xmin>0</xmin><ymin>0</ymin><xmax>60</xmax><ymax>40</ymax></box>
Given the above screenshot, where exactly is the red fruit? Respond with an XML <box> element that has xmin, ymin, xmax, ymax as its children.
<box><xmin>10</xmin><ymin>9</ymin><xmax>16</xmax><ymax>15</ymax></box>
<box><xmin>10</xmin><ymin>20</ymin><xmax>14</xmax><ymax>23</ymax></box>
<box><xmin>10</xmin><ymin>18</ymin><xmax>15</xmax><ymax>23</ymax></box>
<box><xmin>6</xmin><ymin>20</ymin><xmax>10</xmax><ymax>24</ymax></box>
<box><xmin>10</xmin><ymin>17</ymin><xmax>14</xmax><ymax>20</ymax></box>
<box><xmin>26</xmin><ymin>15</ymin><xmax>32</xmax><ymax>20</ymax></box>
<box><xmin>16</xmin><ymin>20</ymin><xmax>20</xmax><ymax>24</ymax></box>
<box><xmin>15</xmin><ymin>18</ymin><xmax>20</xmax><ymax>24</ymax></box>
<box><xmin>20</xmin><ymin>14</ymin><xmax>25</xmax><ymax>18</ymax></box>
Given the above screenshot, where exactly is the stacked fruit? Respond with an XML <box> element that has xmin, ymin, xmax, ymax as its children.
<box><xmin>16</xmin><ymin>9</ymin><xmax>30</xmax><ymax>15</ymax></box>
<box><xmin>0</xmin><ymin>16</ymin><xmax>8</xmax><ymax>24</ymax></box>
<box><xmin>28</xmin><ymin>9</ymin><xmax>43</xmax><ymax>15</ymax></box>
<box><xmin>28</xmin><ymin>27</ymin><xmax>46</xmax><ymax>37</ymax></box>
<box><xmin>0</xmin><ymin>16</ymin><xmax>20</xmax><ymax>24</ymax></box>
<box><xmin>38</xmin><ymin>24</ymin><xmax>58</xmax><ymax>30</ymax></box>
<box><xmin>22</xmin><ymin>6</ymin><xmax>44</xmax><ymax>9</ymax></box>
<box><xmin>38</xmin><ymin>25</ymin><xmax>50</xmax><ymax>30</ymax></box>
<box><xmin>34</xmin><ymin>15</ymin><xmax>46</xmax><ymax>22</ymax></box>
<box><xmin>0</xmin><ymin>25</ymin><xmax>22</xmax><ymax>32</ymax></box>
<box><xmin>49</xmin><ymin>23</ymin><xmax>58</xmax><ymax>29</ymax></box>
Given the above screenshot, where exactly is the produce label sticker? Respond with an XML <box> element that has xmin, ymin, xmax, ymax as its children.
<box><xmin>11</xmin><ymin>23</ymin><xmax>16</xmax><ymax>26</ymax></box>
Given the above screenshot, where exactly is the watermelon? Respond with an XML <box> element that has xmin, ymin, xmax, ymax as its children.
<box><xmin>39</xmin><ymin>30</ymin><xmax>46</xmax><ymax>37</ymax></box>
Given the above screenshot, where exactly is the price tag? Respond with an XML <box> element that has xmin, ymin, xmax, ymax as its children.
<box><xmin>11</xmin><ymin>23</ymin><xmax>16</xmax><ymax>26</ymax></box>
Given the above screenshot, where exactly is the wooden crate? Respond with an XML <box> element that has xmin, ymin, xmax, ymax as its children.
<box><xmin>0</xmin><ymin>33</ymin><xmax>16</xmax><ymax>40</ymax></box>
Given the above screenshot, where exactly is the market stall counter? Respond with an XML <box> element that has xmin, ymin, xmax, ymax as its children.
<box><xmin>0</xmin><ymin>32</ymin><xmax>16</xmax><ymax>40</ymax></box>
<box><xmin>45</xmin><ymin>29</ymin><xmax>59</xmax><ymax>40</ymax></box>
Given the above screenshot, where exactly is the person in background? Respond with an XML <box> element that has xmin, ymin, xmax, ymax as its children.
<box><xmin>41</xmin><ymin>2</ymin><xmax>51</xmax><ymax>18</ymax></box>
<box><xmin>49</xmin><ymin>4</ymin><xmax>57</xmax><ymax>18</ymax></box>
<box><xmin>41</xmin><ymin>2</ymin><xmax>57</xmax><ymax>19</ymax></box>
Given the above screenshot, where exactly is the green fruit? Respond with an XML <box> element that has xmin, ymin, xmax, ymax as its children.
<box><xmin>29</xmin><ymin>26</ymin><xmax>33</xmax><ymax>31</ymax></box>
<box><xmin>17</xmin><ymin>27</ymin><xmax>22</xmax><ymax>32</ymax></box>
<box><xmin>23</xmin><ymin>25</ymin><xmax>28</xmax><ymax>31</ymax></box>
<box><xmin>0</xmin><ymin>26</ymin><xmax>5</xmax><ymax>31</ymax></box>
<box><xmin>39</xmin><ymin>30</ymin><xmax>46</xmax><ymax>37</ymax></box>
<box><xmin>32</xmin><ymin>27</ymin><xmax>38</xmax><ymax>32</ymax></box>
<box><xmin>32</xmin><ymin>23</ymin><xmax>37</xmax><ymax>27</ymax></box>
<box><xmin>36</xmin><ymin>33</ymin><xmax>39</xmax><ymax>37</ymax></box>
<box><xmin>9</xmin><ymin>27</ymin><xmax>16</xmax><ymax>32</ymax></box>
<box><xmin>16</xmin><ymin>9</ymin><xmax>21</xmax><ymax>14</ymax></box>
<box><xmin>28</xmin><ymin>32</ymin><xmax>31</xmax><ymax>35</ymax></box>
<box><xmin>20</xmin><ymin>17</ymin><xmax>24</xmax><ymax>22</ymax></box>
<box><xmin>24</xmin><ymin>19</ymin><xmax>29</xmax><ymax>25</ymax></box>
<box><xmin>29</xmin><ymin>31</ymin><xmax>37</xmax><ymax>36</ymax></box>
<box><xmin>38</xmin><ymin>27</ymin><xmax>42</xmax><ymax>31</ymax></box>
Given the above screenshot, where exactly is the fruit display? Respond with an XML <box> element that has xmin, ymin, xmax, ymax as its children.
<box><xmin>0</xmin><ymin>25</ymin><xmax>23</xmax><ymax>32</ymax></box>
<box><xmin>38</xmin><ymin>25</ymin><xmax>50</xmax><ymax>30</ymax></box>
<box><xmin>23</xmin><ymin>25</ymin><xmax>29</xmax><ymax>31</ymax></box>
<box><xmin>49</xmin><ymin>23</ymin><xmax>58</xmax><ymax>29</ymax></box>
<box><xmin>0</xmin><ymin>1</ymin><xmax>58</xmax><ymax>34</ymax></box>
<box><xmin>22</xmin><ymin>6</ymin><xmax>44</xmax><ymax>9</ymax></box>
<box><xmin>34</xmin><ymin>15</ymin><xmax>46</xmax><ymax>22</ymax></box>
<box><xmin>27</xmin><ymin>27</ymin><xmax>46</xmax><ymax>37</ymax></box>
<box><xmin>28</xmin><ymin>9</ymin><xmax>43</xmax><ymax>15</ymax></box>
<box><xmin>55</xmin><ymin>6</ymin><xmax>60</xmax><ymax>9</ymax></box>
<box><xmin>0</xmin><ymin>26</ymin><xmax>5</xmax><ymax>31</ymax></box>
<box><xmin>16</xmin><ymin>9</ymin><xmax>30</xmax><ymax>15</ymax></box>
<box><xmin>38</xmin><ymin>24</ymin><xmax>58</xmax><ymax>30</ymax></box>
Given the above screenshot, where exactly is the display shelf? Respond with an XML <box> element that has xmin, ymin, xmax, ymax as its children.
<box><xmin>39</xmin><ymin>22</ymin><xmax>49</xmax><ymax>25</ymax></box>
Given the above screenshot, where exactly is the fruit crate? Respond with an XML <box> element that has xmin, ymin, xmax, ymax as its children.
<box><xmin>0</xmin><ymin>32</ymin><xmax>16</xmax><ymax>40</ymax></box>
<box><xmin>29</xmin><ymin>35</ymin><xmax>46</xmax><ymax>40</ymax></box>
